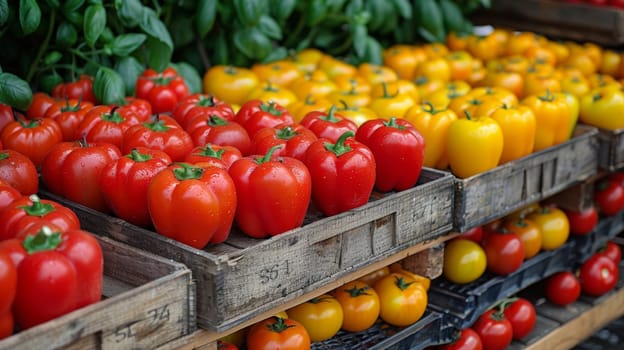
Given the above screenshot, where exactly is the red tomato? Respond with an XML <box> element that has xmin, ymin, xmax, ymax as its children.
<box><xmin>594</xmin><ymin>179</ymin><xmax>624</xmax><ymax>216</ymax></box>
<box><xmin>44</xmin><ymin>98</ymin><xmax>94</xmax><ymax>141</ymax></box>
<box><xmin>0</xmin><ymin>117</ymin><xmax>63</xmax><ymax>166</ymax></box>
<box><xmin>502</xmin><ymin>298</ymin><xmax>536</xmax><ymax>340</ymax></box>
<box><xmin>579</xmin><ymin>253</ymin><xmax>619</xmax><ymax>296</ymax></box>
<box><xmin>0</xmin><ymin>311</ymin><xmax>13</xmax><ymax>340</ymax></box>
<box><xmin>122</xmin><ymin>114</ymin><xmax>194</xmax><ymax>162</ymax></box>
<box><xmin>565</xmin><ymin>206</ymin><xmax>599</xmax><ymax>235</ymax></box>
<box><xmin>52</xmin><ymin>75</ymin><xmax>98</xmax><ymax>104</ymax></box>
<box><xmin>0</xmin><ymin>251</ymin><xmax>17</xmax><ymax>316</ymax></box>
<box><xmin>250</xmin><ymin>124</ymin><xmax>318</xmax><ymax>162</ymax></box>
<box><xmin>0</xmin><ymin>104</ymin><xmax>15</xmax><ymax>133</ymax></box>
<box><xmin>75</xmin><ymin>105</ymin><xmax>142</xmax><ymax>150</ymax></box>
<box><xmin>471</xmin><ymin>309</ymin><xmax>513</xmax><ymax>350</ymax></box>
<box><xmin>235</xmin><ymin>100</ymin><xmax>295</xmax><ymax>139</ymax></box>
<box><xmin>185</xmin><ymin>115</ymin><xmax>252</xmax><ymax>155</ymax></box>
<box><xmin>545</xmin><ymin>271</ymin><xmax>581</xmax><ymax>306</ymax></box>
<box><xmin>217</xmin><ymin>340</ymin><xmax>238</xmax><ymax>350</ymax></box>
<box><xmin>184</xmin><ymin>144</ymin><xmax>242</xmax><ymax>170</ymax></box>
<box><xmin>0</xmin><ymin>179</ymin><xmax>21</xmax><ymax>213</ymax></box>
<box><xmin>438</xmin><ymin>328</ymin><xmax>483</xmax><ymax>350</ymax></box>
<box><xmin>600</xmin><ymin>241</ymin><xmax>622</xmax><ymax>263</ymax></box>
<box><xmin>482</xmin><ymin>230</ymin><xmax>524</xmax><ymax>275</ymax></box>
<box><xmin>25</xmin><ymin>92</ymin><xmax>56</xmax><ymax>120</ymax></box>
<box><xmin>0</xmin><ymin>149</ymin><xmax>38</xmax><ymax>195</ymax></box>
<box><xmin>136</xmin><ymin>68</ymin><xmax>190</xmax><ymax>114</ymax></box>
<box><xmin>173</xmin><ymin>93</ymin><xmax>235</xmax><ymax>129</ymax></box>
<box><xmin>458</xmin><ymin>226</ymin><xmax>484</xmax><ymax>243</ymax></box>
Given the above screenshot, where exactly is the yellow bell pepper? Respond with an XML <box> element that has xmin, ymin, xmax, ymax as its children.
<box><xmin>447</xmin><ymin>111</ymin><xmax>504</xmax><ymax>178</ymax></box>
<box><xmin>554</xmin><ymin>92</ymin><xmax>579</xmax><ymax>138</ymax></box>
<box><xmin>579</xmin><ymin>86</ymin><xmax>624</xmax><ymax>130</ymax></box>
<box><xmin>336</xmin><ymin>101</ymin><xmax>379</xmax><ymax>126</ymax></box>
<box><xmin>404</xmin><ymin>102</ymin><xmax>458</xmax><ymax>169</ymax></box>
<box><xmin>368</xmin><ymin>82</ymin><xmax>416</xmax><ymax>119</ymax></box>
<box><xmin>521</xmin><ymin>90</ymin><xmax>570</xmax><ymax>151</ymax></box>
<box><xmin>490</xmin><ymin>104</ymin><xmax>536</xmax><ymax>164</ymax></box>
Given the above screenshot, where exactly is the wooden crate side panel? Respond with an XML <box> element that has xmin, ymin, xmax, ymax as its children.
<box><xmin>598</xmin><ymin>129</ymin><xmax>624</xmax><ymax>171</ymax></box>
<box><xmin>0</xmin><ymin>251</ymin><xmax>194</xmax><ymax>350</ymax></box>
<box><xmin>551</xmin><ymin>130</ymin><xmax>598</xmax><ymax>194</ymax></box>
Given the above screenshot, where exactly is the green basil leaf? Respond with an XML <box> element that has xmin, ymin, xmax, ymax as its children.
<box><xmin>19</xmin><ymin>0</ymin><xmax>40</xmax><ymax>35</ymax></box>
<box><xmin>0</xmin><ymin>73</ymin><xmax>32</xmax><ymax>110</ymax></box>
<box><xmin>439</xmin><ymin>0</ymin><xmax>466</xmax><ymax>34</ymax></box>
<box><xmin>352</xmin><ymin>24</ymin><xmax>367</xmax><ymax>57</ymax></box>
<box><xmin>170</xmin><ymin>17</ymin><xmax>194</xmax><ymax>48</ymax></box>
<box><xmin>56</xmin><ymin>21</ymin><xmax>78</xmax><ymax>48</ymax></box>
<box><xmin>63</xmin><ymin>0</ymin><xmax>85</xmax><ymax>13</ymax></box>
<box><xmin>363</xmin><ymin>36</ymin><xmax>382</xmax><ymax>65</ymax></box>
<box><xmin>233</xmin><ymin>27</ymin><xmax>272</xmax><ymax>60</ymax></box>
<box><xmin>115</xmin><ymin>0</ymin><xmax>143</xmax><ymax>28</ymax></box>
<box><xmin>65</xmin><ymin>11</ymin><xmax>83</xmax><ymax>27</ymax></box>
<box><xmin>94</xmin><ymin>67</ymin><xmax>125</xmax><ymax>105</ymax></box>
<box><xmin>45</xmin><ymin>0</ymin><xmax>60</xmax><ymax>9</ymax></box>
<box><xmin>413</xmin><ymin>0</ymin><xmax>445</xmax><ymax>43</ymax></box>
<box><xmin>110</xmin><ymin>33</ymin><xmax>146</xmax><ymax>56</ymax></box>
<box><xmin>84</xmin><ymin>4</ymin><xmax>106</xmax><ymax>48</ymax></box>
<box><xmin>306</xmin><ymin>0</ymin><xmax>327</xmax><ymax>25</ymax></box>
<box><xmin>261</xmin><ymin>47</ymin><xmax>288</xmax><ymax>64</ymax></box>
<box><xmin>196</xmin><ymin>0</ymin><xmax>217</xmax><ymax>38</ymax></box>
<box><xmin>0</xmin><ymin>0</ymin><xmax>9</xmax><ymax>26</ymax></box>
<box><xmin>38</xmin><ymin>72</ymin><xmax>63</xmax><ymax>94</ymax></box>
<box><xmin>233</xmin><ymin>0</ymin><xmax>267</xmax><ymax>26</ymax></box>
<box><xmin>172</xmin><ymin>62</ymin><xmax>202</xmax><ymax>94</ymax></box>
<box><xmin>140</xmin><ymin>9</ymin><xmax>173</xmax><ymax>51</ymax></box>
<box><xmin>258</xmin><ymin>15</ymin><xmax>281</xmax><ymax>40</ymax></box>
<box><xmin>114</xmin><ymin>56</ymin><xmax>143</xmax><ymax>96</ymax></box>
<box><xmin>211</xmin><ymin>31</ymin><xmax>229</xmax><ymax>65</ymax></box>
<box><xmin>43</xmin><ymin>51</ymin><xmax>62</xmax><ymax>66</ymax></box>
<box><xmin>269</xmin><ymin>0</ymin><xmax>296</xmax><ymax>23</ymax></box>
<box><xmin>392</xmin><ymin>0</ymin><xmax>412</xmax><ymax>19</ymax></box>
<box><xmin>144</xmin><ymin>36</ymin><xmax>172</xmax><ymax>72</ymax></box>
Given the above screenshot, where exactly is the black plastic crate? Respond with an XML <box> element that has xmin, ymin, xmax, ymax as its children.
<box><xmin>428</xmin><ymin>241</ymin><xmax>576</xmax><ymax>329</ymax></box>
<box><xmin>310</xmin><ymin>309</ymin><xmax>454</xmax><ymax>350</ymax></box>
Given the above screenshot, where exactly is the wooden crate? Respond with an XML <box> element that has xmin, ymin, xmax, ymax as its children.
<box><xmin>453</xmin><ymin>125</ymin><xmax>598</xmax><ymax>232</ymax></box>
<box><xmin>597</xmin><ymin>128</ymin><xmax>624</xmax><ymax>171</ymax></box>
<box><xmin>41</xmin><ymin>168</ymin><xmax>454</xmax><ymax>332</ymax></box>
<box><xmin>0</xmin><ymin>236</ymin><xmax>195</xmax><ymax>350</ymax></box>
<box><xmin>472</xmin><ymin>0</ymin><xmax>624</xmax><ymax>46</ymax></box>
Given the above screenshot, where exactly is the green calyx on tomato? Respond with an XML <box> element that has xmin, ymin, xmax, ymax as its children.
<box><xmin>127</xmin><ymin>148</ymin><xmax>153</xmax><ymax>162</ymax></box>
<box><xmin>255</xmin><ymin>145</ymin><xmax>283</xmax><ymax>164</ymax></box>
<box><xmin>345</xmin><ymin>285</ymin><xmax>373</xmax><ymax>297</ymax></box>
<box><xmin>392</xmin><ymin>275</ymin><xmax>415</xmax><ymax>291</ymax></box>
<box><xmin>101</xmin><ymin>111</ymin><xmax>125</xmax><ymax>124</ymax></box>
<box><xmin>538</xmin><ymin>89</ymin><xmax>555</xmax><ymax>102</ymax></box>
<box><xmin>60</xmin><ymin>100</ymin><xmax>81</xmax><ymax>113</ymax></box>
<box><xmin>146</xmin><ymin>119</ymin><xmax>171</xmax><ymax>132</ymax></box>
<box><xmin>22</xmin><ymin>226</ymin><xmax>63</xmax><ymax>254</ymax></box>
<box><xmin>319</xmin><ymin>105</ymin><xmax>341</xmax><ymax>123</ymax></box>
<box><xmin>208</xmin><ymin>115</ymin><xmax>228</xmax><ymax>126</ymax></box>
<box><xmin>276</xmin><ymin>126</ymin><xmax>299</xmax><ymax>140</ymax></box>
<box><xmin>259</xmin><ymin>101</ymin><xmax>284</xmax><ymax>116</ymax></box>
<box><xmin>0</xmin><ymin>152</ymin><xmax>7</xmax><ymax>161</ymax></box>
<box><xmin>324</xmin><ymin>131</ymin><xmax>354</xmax><ymax>156</ymax></box>
<box><xmin>266</xmin><ymin>316</ymin><xmax>296</xmax><ymax>333</ymax></box>
<box><xmin>195</xmin><ymin>144</ymin><xmax>225</xmax><ymax>159</ymax></box>
<box><xmin>383</xmin><ymin>117</ymin><xmax>405</xmax><ymax>130</ymax></box>
<box><xmin>19</xmin><ymin>195</ymin><xmax>55</xmax><ymax>217</ymax></box>
<box><xmin>172</xmin><ymin>163</ymin><xmax>204</xmax><ymax>181</ymax></box>
<box><xmin>198</xmin><ymin>95</ymin><xmax>219</xmax><ymax>107</ymax></box>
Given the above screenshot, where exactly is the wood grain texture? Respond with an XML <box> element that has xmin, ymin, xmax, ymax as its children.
<box><xmin>0</xmin><ymin>237</ymin><xmax>195</xmax><ymax>350</ymax></box>
<box><xmin>453</xmin><ymin>125</ymin><xmax>599</xmax><ymax>231</ymax></box>
<box><xmin>41</xmin><ymin>168</ymin><xmax>454</xmax><ymax>332</ymax></box>
<box><xmin>598</xmin><ymin>128</ymin><xmax>624</xmax><ymax>172</ymax></box>
<box><xmin>472</xmin><ymin>0</ymin><xmax>624</xmax><ymax>46</ymax></box>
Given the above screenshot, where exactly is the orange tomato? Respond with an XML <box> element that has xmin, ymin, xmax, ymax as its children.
<box><xmin>480</xmin><ymin>70</ymin><xmax>524</xmax><ymax>99</ymax></box>
<box><xmin>505</xmin><ymin>32</ymin><xmax>540</xmax><ymax>57</ymax></box>
<box><xmin>358</xmin><ymin>63</ymin><xmax>398</xmax><ymax>85</ymax></box>
<box><xmin>318</xmin><ymin>55</ymin><xmax>358</xmax><ymax>79</ymax></box>
<box><xmin>422</xmin><ymin>42</ymin><xmax>450</xmax><ymax>59</ymax></box>
<box><xmin>600</xmin><ymin>49</ymin><xmax>621</xmax><ymax>77</ymax></box>
<box><xmin>467</xmin><ymin>34</ymin><xmax>501</xmax><ymax>61</ymax></box>
<box><xmin>446</xmin><ymin>32</ymin><xmax>470</xmax><ymax>51</ymax></box>
<box><xmin>505</xmin><ymin>216</ymin><xmax>543</xmax><ymax>260</ymax></box>
<box><xmin>445</xmin><ymin>51</ymin><xmax>474</xmax><ymax>81</ymax></box>
<box><xmin>247</xmin><ymin>82</ymin><xmax>298</xmax><ymax>107</ymax></box>
<box><xmin>332</xmin><ymin>74</ymin><xmax>372</xmax><ymax>94</ymax></box>
<box><xmin>291</xmin><ymin>48</ymin><xmax>324</xmax><ymax>72</ymax></box>
<box><xmin>373</xmin><ymin>273</ymin><xmax>428</xmax><ymax>327</ymax></box>
<box><xmin>523</xmin><ymin>73</ymin><xmax>561</xmax><ymax>97</ymax></box>
<box><xmin>290</xmin><ymin>70</ymin><xmax>337</xmax><ymax>100</ymax></box>
<box><xmin>388</xmin><ymin>263</ymin><xmax>431</xmax><ymax>291</ymax></box>
<box><xmin>415</xmin><ymin>57</ymin><xmax>451</xmax><ymax>83</ymax></box>
<box><xmin>383</xmin><ymin>45</ymin><xmax>423</xmax><ymax>80</ymax></box>
<box><xmin>286</xmin><ymin>295</ymin><xmax>343</xmax><ymax>342</ymax></box>
<box><xmin>358</xmin><ymin>266</ymin><xmax>391</xmax><ymax>286</ymax></box>
<box><xmin>370</xmin><ymin>80</ymin><xmax>420</xmax><ymax>104</ymax></box>
<box><xmin>246</xmin><ymin>317</ymin><xmax>310</xmax><ymax>350</ymax></box>
<box><xmin>332</xmin><ymin>281</ymin><xmax>381</xmax><ymax>332</ymax></box>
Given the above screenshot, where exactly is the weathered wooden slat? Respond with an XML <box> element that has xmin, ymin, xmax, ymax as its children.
<box><xmin>453</xmin><ymin>125</ymin><xmax>599</xmax><ymax>232</ymax></box>
<box><xmin>41</xmin><ymin>168</ymin><xmax>454</xmax><ymax>332</ymax></box>
<box><xmin>0</xmin><ymin>237</ymin><xmax>195</xmax><ymax>350</ymax></box>
<box><xmin>597</xmin><ymin>128</ymin><xmax>624</xmax><ymax>171</ymax></box>
<box><xmin>472</xmin><ymin>0</ymin><xmax>624</xmax><ymax>46</ymax></box>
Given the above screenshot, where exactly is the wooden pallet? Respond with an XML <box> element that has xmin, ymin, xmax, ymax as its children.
<box><xmin>453</xmin><ymin>125</ymin><xmax>598</xmax><ymax>232</ymax></box>
<box><xmin>41</xmin><ymin>168</ymin><xmax>455</xmax><ymax>332</ymax></box>
<box><xmin>473</xmin><ymin>0</ymin><xmax>624</xmax><ymax>46</ymax></box>
<box><xmin>0</xmin><ymin>236</ymin><xmax>195</xmax><ymax>350</ymax></box>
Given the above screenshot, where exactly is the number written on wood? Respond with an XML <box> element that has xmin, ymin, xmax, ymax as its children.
<box><xmin>259</xmin><ymin>261</ymin><xmax>291</xmax><ymax>284</ymax></box>
<box><xmin>112</xmin><ymin>304</ymin><xmax>172</xmax><ymax>343</ymax></box>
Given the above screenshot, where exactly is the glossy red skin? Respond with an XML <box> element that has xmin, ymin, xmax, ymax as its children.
<box><xmin>25</xmin><ymin>92</ymin><xmax>57</xmax><ymax>120</ymax></box>
<box><xmin>459</xmin><ymin>226</ymin><xmax>484</xmax><ymax>243</ymax></box>
<box><xmin>545</xmin><ymin>271</ymin><xmax>581</xmax><ymax>306</ymax></box>
<box><xmin>482</xmin><ymin>230</ymin><xmax>524</xmax><ymax>275</ymax></box>
<box><xmin>503</xmin><ymin>298</ymin><xmax>536</xmax><ymax>340</ymax></box>
<box><xmin>355</xmin><ymin>118</ymin><xmax>425</xmax><ymax>192</ymax></box>
<box><xmin>594</xmin><ymin>179</ymin><xmax>624</xmax><ymax>216</ymax></box>
<box><xmin>119</xmin><ymin>97</ymin><xmax>152</xmax><ymax>122</ymax></box>
<box><xmin>0</xmin><ymin>196</ymin><xmax>80</xmax><ymax>240</ymax></box>
<box><xmin>235</xmin><ymin>100</ymin><xmax>295</xmax><ymax>138</ymax></box>
<box><xmin>75</xmin><ymin>105</ymin><xmax>142</xmax><ymax>150</ymax></box>
<box><xmin>40</xmin><ymin>140</ymin><xmax>122</xmax><ymax>212</ymax></box>
<box><xmin>173</xmin><ymin>93</ymin><xmax>235</xmax><ymax>129</ymax></box>
<box><xmin>100</xmin><ymin>147</ymin><xmax>172</xmax><ymax>227</ymax></box>
<box><xmin>122</xmin><ymin>114</ymin><xmax>194</xmax><ymax>162</ymax></box>
<box><xmin>136</xmin><ymin>67</ymin><xmax>190</xmax><ymax>114</ymax></box>
<box><xmin>609</xmin><ymin>0</ymin><xmax>624</xmax><ymax>8</ymax></box>
<box><xmin>300</xmin><ymin>107</ymin><xmax>358</xmax><ymax>143</ymax></box>
<box><xmin>608</xmin><ymin>171</ymin><xmax>624</xmax><ymax>188</ymax></box>
<box><xmin>229</xmin><ymin>153</ymin><xmax>311</xmax><ymax>238</ymax></box>
<box><xmin>438</xmin><ymin>328</ymin><xmax>483</xmax><ymax>350</ymax></box>
<box><xmin>579</xmin><ymin>253</ymin><xmax>619</xmax><ymax>296</ymax></box>
<box><xmin>0</xmin><ymin>311</ymin><xmax>13</xmax><ymax>340</ymax></box>
<box><xmin>184</xmin><ymin>144</ymin><xmax>242</xmax><ymax>170</ymax></box>
<box><xmin>217</xmin><ymin>340</ymin><xmax>239</xmax><ymax>350</ymax></box>
<box><xmin>13</xmin><ymin>228</ymin><xmax>103</xmax><ymax>329</ymax></box>
<box><xmin>0</xmin><ymin>149</ymin><xmax>39</xmax><ymax>195</ymax></box>
<box><xmin>52</xmin><ymin>75</ymin><xmax>98</xmax><ymax>104</ymax></box>
<box><xmin>0</xmin><ymin>117</ymin><xmax>63</xmax><ymax>166</ymax></box>
<box><xmin>0</xmin><ymin>104</ymin><xmax>14</xmax><ymax>133</ymax></box>
<box><xmin>148</xmin><ymin>163</ymin><xmax>237</xmax><ymax>247</ymax></box>
<box><xmin>186</xmin><ymin>115</ymin><xmax>252</xmax><ymax>155</ymax></box>
<box><xmin>250</xmin><ymin>124</ymin><xmax>318</xmax><ymax>162</ymax></box>
<box><xmin>304</xmin><ymin>133</ymin><xmax>376</xmax><ymax>216</ymax></box>
<box><xmin>0</xmin><ymin>180</ymin><xmax>22</xmax><ymax>212</ymax></box>
<box><xmin>565</xmin><ymin>206</ymin><xmax>599</xmax><ymax>235</ymax></box>
<box><xmin>0</xmin><ymin>251</ymin><xmax>16</xmax><ymax>316</ymax></box>
<box><xmin>44</xmin><ymin>98</ymin><xmax>94</xmax><ymax>141</ymax></box>
<box><xmin>471</xmin><ymin>310</ymin><xmax>513</xmax><ymax>350</ymax></box>
<box><xmin>600</xmin><ymin>241</ymin><xmax>622</xmax><ymax>263</ymax></box>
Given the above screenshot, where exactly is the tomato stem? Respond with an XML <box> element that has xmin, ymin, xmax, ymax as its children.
<box><xmin>196</xmin><ymin>144</ymin><xmax>224</xmax><ymax>159</ymax></box>
<box><xmin>384</xmin><ymin>117</ymin><xmax>404</xmax><ymax>130</ymax></box>
<box><xmin>127</xmin><ymin>148</ymin><xmax>153</xmax><ymax>162</ymax></box>
<box><xmin>324</xmin><ymin>131</ymin><xmax>354</xmax><ymax>157</ymax></box>
<box><xmin>23</xmin><ymin>226</ymin><xmax>63</xmax><ymax>254</ymax></box>
<box><xmin>20</xmin><ymin>195</ymin><xmax>55</xmax><ymax>217</ymax></box>
<box><xmin>320</xmin><ymin>105</ymin><xmax>340</xmax><ymax>123</ymax></box>
<box><xmin>344</xmin><ymin>285</ymin><xmax>373</xmax><ymax>297</ymax></box>
<box><xmin>266</xmin><ymin>316</ymin><xmax>295</xmax><ymax>333</ymax></box>
<box><xmin>256</xmin><ymin>145</ymin><xmax>282</xmax><ymax>164</ymax></box>
<box><xmin>173</xmin><ymin>163</ymin><xmax>204</xmax><ymax>180</ymax></box>
<box><xmin>276</xmin><ymin>126</ymin><xmax>298</xmax><ymax>140</ymax></box>
<box><xmin>208</xmin><ymin>115</ymin><xmax>228</xmax><ymax>126</ymax></box>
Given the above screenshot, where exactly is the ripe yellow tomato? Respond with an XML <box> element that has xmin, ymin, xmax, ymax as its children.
<box><xmin>287</xmin><ymin>295</ymin><xmax>343</xmax><ymax>342</ymax></box>
<box><xmin>203</xmin><ymin>65</ymin><xmax>259</xmax><ymax>106</ymax></box>
<box><xmin>527</xmin><ymin>206</ymin><xmax>570</xmax><ymax>251</ymax></box>
<box><xmin>251</xmin><ymin>60</ymin><xmax>302</xmax><ymax>87</ymax></box>
<box><xmin>373</xmin><ymin>273</ymin><xmax>428</xmax><ymax>327</ymax></box>
<box><xmin>332</xmin><ymin>281</ymin><xmax>380</xmax><ymax>332</ymax></box>
<box><xmin>443</xmin><ymin>238</ymin><xmax>487</xmax><ymax>284</ymax></box>
<box><xmin>358</xmin><ymin>266</ymin><xmax>391</xmax><ymax>286</ymax></box>
<box><xmin>246</xmin><ymin>82</ymin><xmax>298</xmax><ymax>107</ymax></box>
